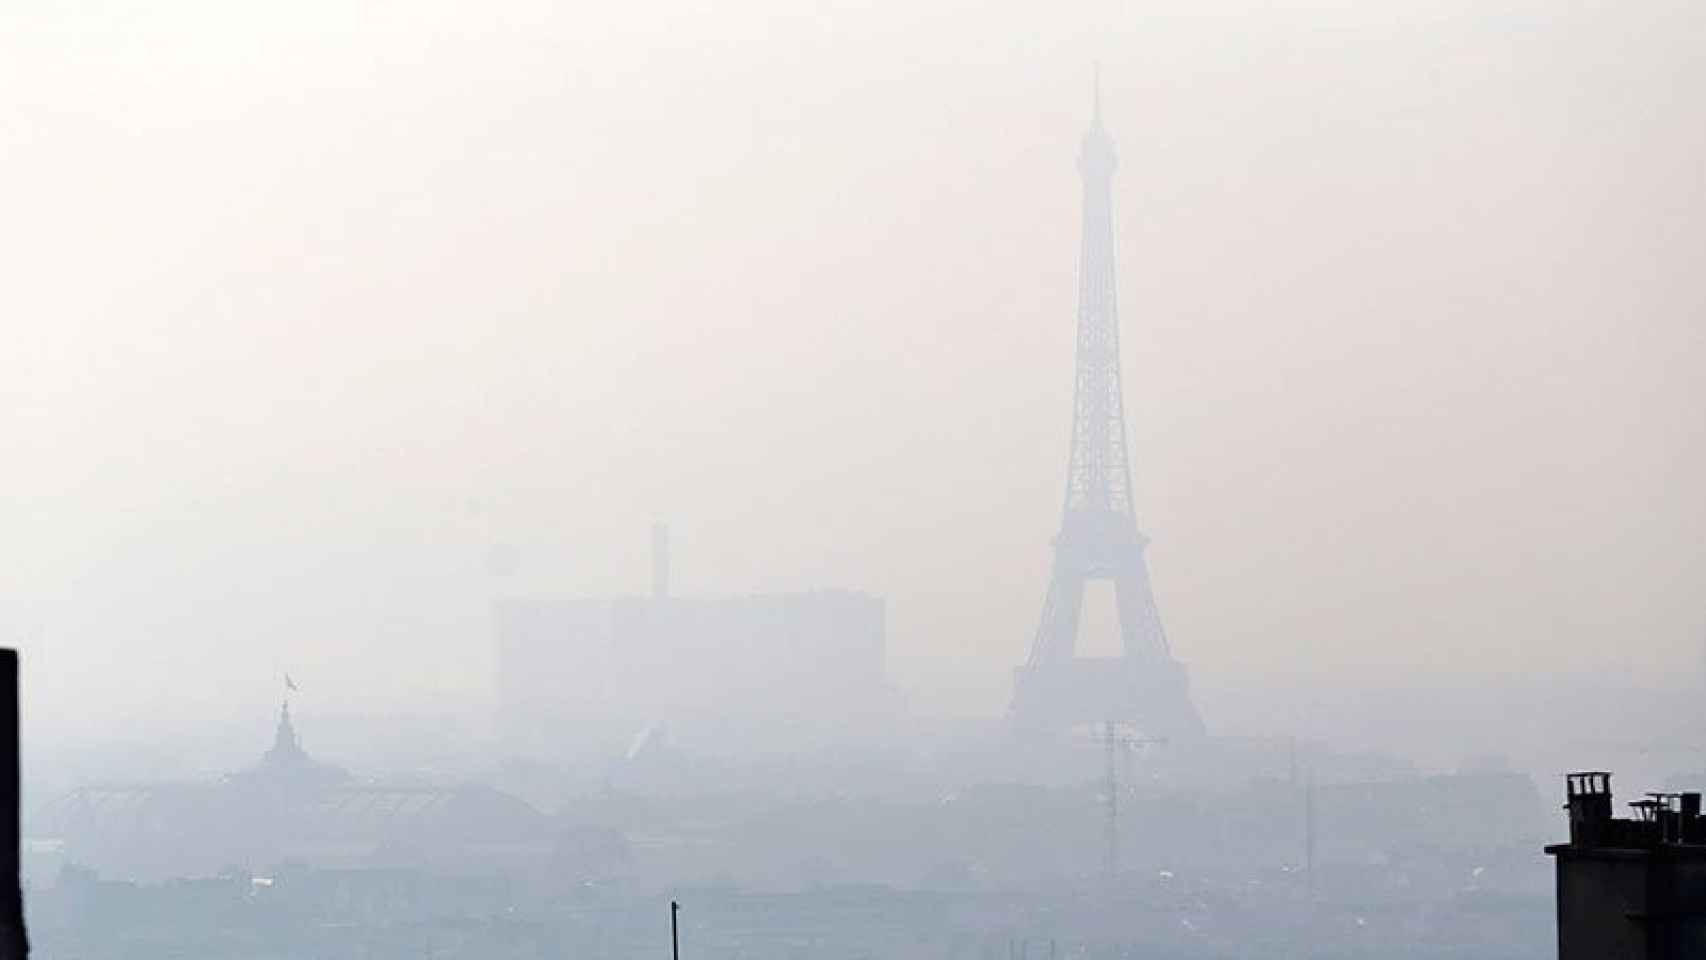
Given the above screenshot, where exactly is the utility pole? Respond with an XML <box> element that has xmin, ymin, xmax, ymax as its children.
<box><xmin>1304</xmin><ymin>771</ymin><xmax>1316</xmax><ymax>896</ymax></box>
<box><xmin>670</xmin><ymin>900</ymin><xmax>680</xmax><ymax>960</ymax></box>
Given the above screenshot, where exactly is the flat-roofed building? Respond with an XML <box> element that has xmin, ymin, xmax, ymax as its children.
<box><xmin>493</xmin><ymin>588</ymin><xmax>890</xmax><ymax>752</ymax></box>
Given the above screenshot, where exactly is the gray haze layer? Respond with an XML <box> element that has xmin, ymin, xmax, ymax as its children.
<box><xmin>4</xmin><ymin>0</ymin><xmax>1704</xmax><ymax>777</ymax></box>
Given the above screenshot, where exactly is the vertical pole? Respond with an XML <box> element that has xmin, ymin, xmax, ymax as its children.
<box><xmin>670</xmin><ymin>899</ymin><xmax>680</xmax><ymax>960</ymax></box>
<box><xmin>1104</xmin><ymin>720</ymin><xmax>1118</xmax><ymax>883</ymax></box>
<box><xmin>0</xmin><ymin>650</ymin><xmax>25</xmax><ymax>960</ymax></box>
<box><xmin>1304</xmin><ymin>770</ymin><xmax>1316</xmax><ymax>896</ymax></box>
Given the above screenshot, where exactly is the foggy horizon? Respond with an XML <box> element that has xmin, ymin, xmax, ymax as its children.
<box><xmin>6</xmin><ymin>0</ymin><xmax>1703</xmax><ymax>764</ymax></box>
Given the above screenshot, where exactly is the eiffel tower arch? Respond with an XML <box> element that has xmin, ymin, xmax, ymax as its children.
<box><xmin>1010</xmin><ymin>70</ymin><xmax>1206</xmax><ymax>740</ymax></box>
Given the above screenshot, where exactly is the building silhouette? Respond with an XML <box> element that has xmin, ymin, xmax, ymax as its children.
<box><xmin>30</xmin><ymin>700</ymin><xmax>548</xmax><ymax>882</ymax></box>
<box><xmin>1547</xmin><ymin>772</ymin><xmax>1706</xmax><ymax>958</ymax></box>
<box><xmin>493</xmin><ymin>526</ymin><xmax>891</xmax><ymax>753</ymax></box>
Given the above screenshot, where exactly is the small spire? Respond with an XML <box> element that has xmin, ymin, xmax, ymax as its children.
<box><xmin>272</xmin><ymin>698</ymin><xmax>300</xmax><ymax>755</ymax></box>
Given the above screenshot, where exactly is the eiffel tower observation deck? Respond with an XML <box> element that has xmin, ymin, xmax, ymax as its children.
<box><xmin>1011</xmin><ymin>69</ymin><xmax>1205</xmax><ymax>740</ymax></box>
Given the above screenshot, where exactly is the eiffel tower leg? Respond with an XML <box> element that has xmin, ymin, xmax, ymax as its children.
<box><xmin>1029</xmin><ymin>564</ymin><xmax>1085</xmax><ymax>666</ymax></box>
<box><xmin>1111</xmin><ymin>553</ymin><xmax>1169</xmax><ymax>661</ymax></box>
<box><xmin>1112</xmin><ymin>554</ymin><xmax>1206</xmax><ymax>737</ymax></box>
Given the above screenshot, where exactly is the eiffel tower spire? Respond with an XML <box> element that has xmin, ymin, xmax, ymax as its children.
<box><xmin>1065</xmin><ymin>61</ymin><xmax>1128</xmax><ymax>521</ymax></box>
<box><xmin>1011</xmin><ymin>70</ymin><xmax>1204</xmax><ymax>738</ymax></box>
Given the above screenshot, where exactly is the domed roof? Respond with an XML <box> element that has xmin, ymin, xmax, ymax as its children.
<box><xmin>231</xmin><ymin>700</ymin><xmax>350</xmax><ymax>791</ymax></box>
<box><xmin>29</xmin><ymin>701</ymin><xmax>549</xmax><ymax>879</ymax></box>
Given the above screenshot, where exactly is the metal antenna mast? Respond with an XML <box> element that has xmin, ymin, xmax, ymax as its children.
<box><xmin>1097</xmin><ymin>720</ymin><xmax>1163</xmax><ymax>883</ymax></box>
<box><xmin>1010</xmin><ymin>68</ymin><xmax>1205</xmax><ymax>738</ymax></box>
<box><xmin>1104</xmin><ymin>722</ymin><xmax>1119</xmax><ymax>879</ymax></box>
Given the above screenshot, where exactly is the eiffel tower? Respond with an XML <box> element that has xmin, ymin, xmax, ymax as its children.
<box><xmin>1010</xmin><ymin>70</ymin><xmax>1205</xmax><ymax>739</ymax></box>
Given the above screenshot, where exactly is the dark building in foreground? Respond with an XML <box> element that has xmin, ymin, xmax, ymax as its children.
<box><xmin>1546</xmin><ymin>772</ymin><xmax>1706</xmax><ymax>959</ymax></box>
<box><xmin>3</xmin><ymin>650</ymin><xmax>27</xmax><ymax>960</ymax></box>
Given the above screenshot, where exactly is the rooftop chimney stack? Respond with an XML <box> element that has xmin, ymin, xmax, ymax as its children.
<box><xmin>651</xmin><ymin>521</ymin><xmax>670</xmax><ymax>600</ymax></box>
<box><xmin>1565</xmin><ymin>771</ymin><xmax>1613</xmax><ymax>846</ymax></box>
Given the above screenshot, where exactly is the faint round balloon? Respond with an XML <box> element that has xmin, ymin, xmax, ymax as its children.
<box><xmin>485</xmin><ymin>543</ymin><xmax>520</xmax><ymax>577</ymax></box>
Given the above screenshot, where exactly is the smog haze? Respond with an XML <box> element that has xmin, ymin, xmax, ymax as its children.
<box><xmin>5</xmin><ymin>0</ymin><xmax>1704</xmax><ymax>812</ymax></box>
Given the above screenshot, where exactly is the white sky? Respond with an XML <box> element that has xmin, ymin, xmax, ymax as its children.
<box><xmin>3</xmin><ymin>0</ymin><xmax>1702</xmax><ymax>739</ymax></box>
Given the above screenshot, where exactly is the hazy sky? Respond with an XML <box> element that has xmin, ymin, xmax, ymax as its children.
<box><xmin>4</xmin><ymin>0</ymin><xmax>1702</xmax><ymax>738</ymax></box>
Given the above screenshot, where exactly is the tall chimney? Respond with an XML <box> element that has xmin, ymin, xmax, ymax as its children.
<box><xmin>651</xmin><ymin>521</ymin><xmax>670</xmax><ymax>599</ymax></box>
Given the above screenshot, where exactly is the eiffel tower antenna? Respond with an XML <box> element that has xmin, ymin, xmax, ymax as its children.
<box><xmin>1010</xmin><ymin>72</ymin><xmax>1204</xmax><ymax>739</ymax></box>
